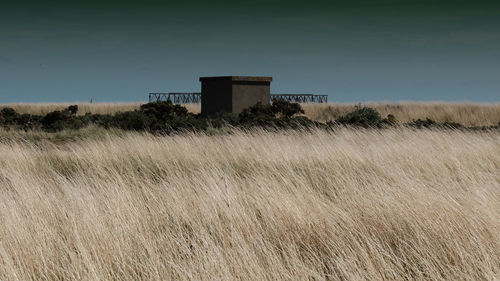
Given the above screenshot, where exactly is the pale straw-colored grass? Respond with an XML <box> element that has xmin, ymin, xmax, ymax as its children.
<box><xmin>302</xmin><ymin>102</ymin><xmax>500</xmax><ymax>126</ymax></box>
<box><xmin>3</xmin><ymin>102</ymin><xmax>499</xmax><ymax>126</ymax></box>
<box><xmin>0</xmin><ymin>103</ymin><xmax>201</xmax><ymax>115</ymax></box>
<box><xmin>0</xmin><ymin>128</ymin><xmax>499</xmax><ymax>280</ymax></box>
<box><xmin>1</xmin><ymin>102</ymin><xmax>143</xmax><ymax>115</ymax></box>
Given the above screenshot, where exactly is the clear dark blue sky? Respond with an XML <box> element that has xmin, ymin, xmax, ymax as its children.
<box><xmin>1</xmin><ymin>0</ymin><xmax>499</xmax><ymax>102</ymax></box>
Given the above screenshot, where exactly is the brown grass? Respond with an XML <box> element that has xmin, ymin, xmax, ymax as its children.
<box><xmin>0</xmin><ymin>128</ymin><xmax>499</xmax><ymax>280</ymax></box>
<box><xmin>3</xmin><ymin>102</ymin><xmax>499</xmax><ymax>126</ymax></box>
<box><xmin>1</xmin><ymin>103</ymin><xmax>202</xmax><ymax>116</ymax></box>
<box><xmin>1</xmin><ymin>102</ymin><xmax>144</xmax><ymax>115</ymax></box>
<box><xmin>302</xmin><ymin>102</ymin><xmax>500</xmax><ymax>126</ymax></box>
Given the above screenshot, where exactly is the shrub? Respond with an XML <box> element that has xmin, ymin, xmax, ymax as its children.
<box><xmin>131</xmin><ymin>101</ymin><xmax>194</xmax><ymax>132</ymax></box>
<box><xmin>41</xmin><ymin>105</ymin><xmax>86</xmax><ymax>131</ymax></box>
<box><xmin>18</xmin><ymin>114</ymin><xmax>41</xmax><ymax>131</ymax></box>
<box><xmin>410</xmin><ymin>118</ymin><xmax>436</xmax><ymax>128</ymax></box>
<box><xmin>67</xmin><ymin>105</ymin><xmax>78</xmax><ymax>115</ymax></box>
<box><xmin>239</xmin><ymin>102</ymin><xmax>275</xmax><ymax>127</ymax></box>
<box><xmin>2</xmin><ymin>101</ymin><xmax>484</xmax><ymax>133</ymax></box>
<box><xmin>139</xmin><ymin>100</ymin><xmax>188</xmax><ymax>118</ymax></box>
<box><xmin>0</xmin><ymin>107</ymin><xmax>19</xmax><ymax>125</ymax></box>
<box><xmin>334</xmin><ymin>106</ymin><xmax>382</xmax><ymax>127</ymax></box>
<box><xmin>41</xmin><ymin>111</ymin><xmax>69</xmax><ymax>131</ymax></box>
<box><xmin>110</xmin><ymin>111</ymin><xmax>149</xmax><ymax>131</ymax></box>
<box><xmin>287</xmin><ymin>116</ymin><xmax>325</xmax><ymax>130</ymax></box>
<box><xmin>271</xmin><ymin>99</ymin><xmax>304</xmax><ymax>118</ymax></box>
<box><xmin>205</xmin><ymin>111</ymin><xmax>238</xmax><ymax>129</ymax></box>
<box><xmin>238</xmin><ymin>100</ymin><xmax>308</xmax><ymax>128</ymax></box>
<box><xmin>387</xmin><ymin>114</ymin><xmax>397</xmax><ymax>124</ymax></box>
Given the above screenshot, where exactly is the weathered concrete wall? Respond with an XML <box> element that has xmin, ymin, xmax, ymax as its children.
<box><xmin>231</xmin><ymin>82</ymin><xmax>271</xmax><ymax>114</ymax></box>
<box><xmin>200</xmin><ymin>76</ymin><xmax>272</xmax><ymax>115</ymax></box>
<box><xmin>200</xmin><ymin>78</ymin><xmax>232</xmax><ymax>116</ymax></box>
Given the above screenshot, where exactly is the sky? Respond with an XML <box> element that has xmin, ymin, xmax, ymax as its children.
<box><xmin>1</xmin><ymin>0</ymin><xmax>499</xmax><ymax>103</ymax></box>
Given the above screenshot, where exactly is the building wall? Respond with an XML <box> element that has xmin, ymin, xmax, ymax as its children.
<box><xmin>201</xmin><ymin>79</ymin><xmax>233</xmax><ymax>116</ymax></box>
<box><xmin>232</xmin><ymin>82</ymin><xmax>270</xmax><ymax>114</ymax></box>
<box><xmin>200</xmin><ymin>77</ymin><xmax>272</xmax><ymax>116</ymax></box>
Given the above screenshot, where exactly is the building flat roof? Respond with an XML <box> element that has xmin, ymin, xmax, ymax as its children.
<box><xmin>199</xmin><ymin>76</ymin><xmax>272</xmax><ymax>82</ymax></box>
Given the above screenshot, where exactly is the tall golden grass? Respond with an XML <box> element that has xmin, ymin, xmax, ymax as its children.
<box><xmin>0</xmin><ymin>128</ymin><xmax>499</xmax><ymax>280</ymax></box>
<box><xmin>302</xmin><ymin>102</ymin><xmax>500</xmax><ymax>126</ymax></box>
<box><xmin>0</xmin><ymin>103</ymin><xmax>201</xmax><ymax>116</ymax></box>
<box><xmin>1</xmin><ymin>102</ymin><xmax>144</xmax><ymax>115</ymax></box>
<box><xmin>3</xmin><ymin>102</ymin><xmax>499</xmax><ymax>126</ymax></box>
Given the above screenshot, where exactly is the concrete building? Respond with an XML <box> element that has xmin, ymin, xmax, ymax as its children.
<box><xmin>200</xmin><ymin>76</ymin><xmax>272</xmax><ymax>115</ymax></box>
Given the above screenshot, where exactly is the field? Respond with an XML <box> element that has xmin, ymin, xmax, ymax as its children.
<box><xmin>4</xmin><ymin>102</ymin><xmax>500</xmax><ymax>126</ymax></box>
<box><xmin>0</xmin><ymin>126</ymin><xmax>499</xmax><ymax>280</ymax></box>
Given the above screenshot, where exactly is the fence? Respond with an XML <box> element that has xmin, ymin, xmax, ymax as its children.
<box><xmin>270</xmin><ymin>94</ymin><xmax>328</xmax><ymax>103</ymax></box>
<box><xmin>149</xmin><ymin>93</ymin><xmax>328</xmax><ymax>104</ymax></box>
<box><xmin>149</xmin><ymin>93</ymin><xmax>201</xmax><ymax>103</ymax></box>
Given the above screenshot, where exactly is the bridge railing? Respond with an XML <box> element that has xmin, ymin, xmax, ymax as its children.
<box><xmin>270</xmin><ymin>94</ymin><xmax>328</xmax><ymax>103</ymax></box>
<box><xmin>149</xmin><ymin>93</ymin><xmax>201</xmax><ymax>103</ymax></box>
<box><xmin>149</xmin><ymin>93</ymin><xmax>328</xmax><ymax>104</ymax></box>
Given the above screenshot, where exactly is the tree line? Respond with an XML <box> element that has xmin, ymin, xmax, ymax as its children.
<box><xmin>0</xmin><ymin>100</ymin><xmax>498</xmax><ymax>133</ymax></box>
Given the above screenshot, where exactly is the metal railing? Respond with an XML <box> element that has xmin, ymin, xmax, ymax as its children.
<box><xmin>271</xmin><ymin>94</ymin><xmax>328</xmax><ymax>103</ymax></box>
<box><xmin>148</xmin><ymin>93</ymin><xmax>328</xmax><ymax>104</ymax></box>
<box><xmin>149</xmin><ymin>93</ymin><xmax>201</xmax><ymax>103</ymax></box>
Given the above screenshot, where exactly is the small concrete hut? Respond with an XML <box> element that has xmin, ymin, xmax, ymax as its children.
<box><xmin>200</xmin><ymin>76</ymin><xmax>272</xmax><ymax>116</ymax></box>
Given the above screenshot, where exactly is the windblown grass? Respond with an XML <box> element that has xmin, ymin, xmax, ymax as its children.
<box><xmin>1</xmin><ymin>102</ymin><xmax>144</xmax><ymax>115</ymax></box>
<box><xmin>3</xmin><ymin>102</ymin><xmax>499</xmax><ymax>126</ymax></box>
<box><xmin>0</xmin><ymin>128</ymin><xmax>499</xmax><ymax>280</ymax></box>
<box><xmin>302</xmin><ymin>102</ymin><xmax>500</xmax><ymax>126</ymax></box>
<box><xmin>0</xmin><ymin>103</ymin><xmax>201</xmax><ymax>116</ymax></box>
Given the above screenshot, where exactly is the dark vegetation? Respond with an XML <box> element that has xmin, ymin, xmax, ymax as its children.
<box><xmin>0</xmin><ymin>101</ymin><xmax>498</xmax><ymax>134</ymax></box>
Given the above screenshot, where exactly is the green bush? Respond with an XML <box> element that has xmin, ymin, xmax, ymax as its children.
<box><xmin>0</xmin><ymin>107</ymin><xmax>19</xmax><ymax>126</ymax></box>
<box><xmin>271</xmin><ymin>98</ymin><xmax>304</xmax><ymax>118</ymax></box>
<box><xmin>1</xmin><ymin>107</ymin><xmax>43</xmax><ymax>130</ymax></box>
<box><xmin>110</xmin><ymin>111</ymin><xmax>149</xmax><ymax>131</ymax></box>
<box><xmin>239</xmin><ymin>102</ymin><xmax>276</xmax><ymax>127</ymax></box>
<box><xmin>68</xmin><ymin>105</ymin><xmax>78</xmax><ymax>115</ymax></box>
<box><xmin>409</xmin><ymin>118</ymin><xmax>466</xmax><ymax>130</ymax></box>
<box><xmin>41</xmin><ymin>108</ymin><xmax>86</xmax><ymax>132</ymax></box>
<box><xmin>238</xmin><ymin>99</ymin><xmax>308</xmax><ymax>128</ymax></box>
<box><xmin>1</xmin><ymin>101</ymin><xmax>487</xmax><ymax>133</ymax></box>
<box><xmin>139</xmin><ymin>101</ymin><xmax>189</xmax><ymax>118</ymax></box>
<box><xmin>409</xmin><ymin>118</ymin><xmax>436</xmax><ymax>128</ymax></box>
<box><xmin>333</xmin><ymin>106</ymin><xmax>382</xmax><ymax>127</ymax></box>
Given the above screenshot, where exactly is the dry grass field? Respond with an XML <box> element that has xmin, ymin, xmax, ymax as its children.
<box><xmin>2</xmin><ymin>102</ymin><xmax>145</xmax><ymax>116</ymax></box>
<box><xmin>0</xmin><ymin>128</ymin><xmax>499</xmax><ymax>280</ymax></box>
<box><xmin>303</xmin><ymin>103</ymin><xmax>500</xmax><ymax>127</ymax></box>
<box><xmin>3</xmin><ymin>102</ymin><xmax>500</xmax><ymax>126</ymax></box>
<box><xmin>1</xmin><ymin>103</ymin><xmax>200</xmax><ymax>116</ymax></box>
